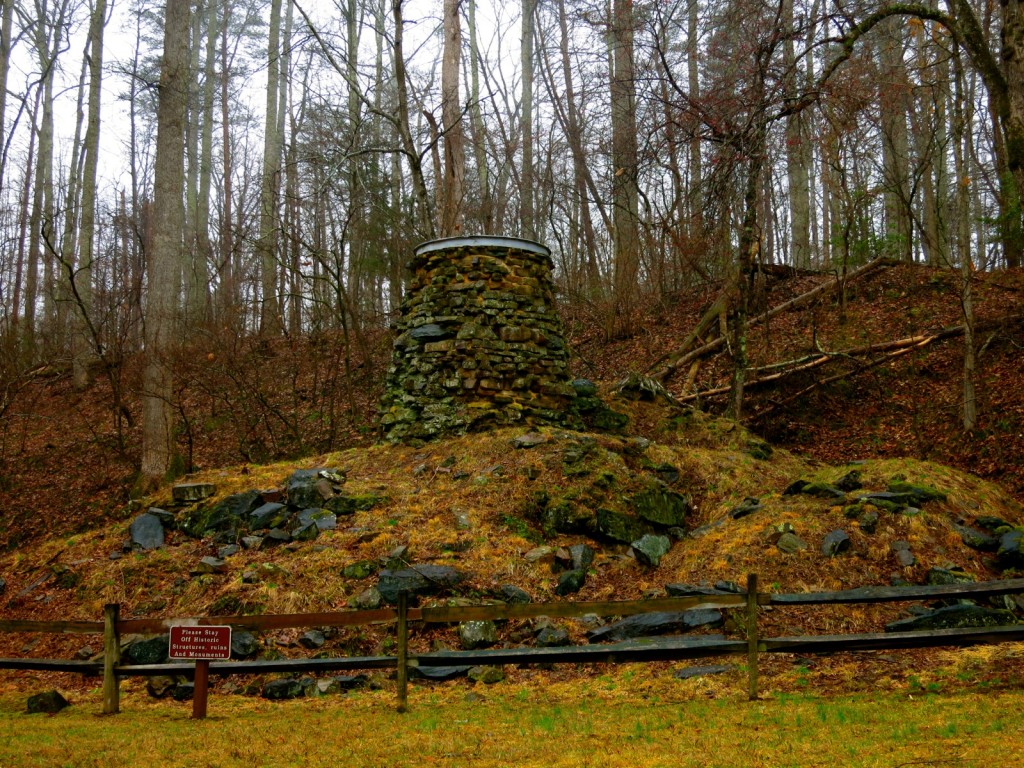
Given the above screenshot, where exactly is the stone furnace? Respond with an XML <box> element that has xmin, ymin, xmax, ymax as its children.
<box><xmin>379</xmin><ymin>236</ymin><xmax>579</xmax><ymax>442</ymax></box>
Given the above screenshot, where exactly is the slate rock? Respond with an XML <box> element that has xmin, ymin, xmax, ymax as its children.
<box><xmin>631</xmin><ymin>487</ymin><xmax>692</xmax><ymax>527</ymax></box>
<box><xmin>299</xmin><ymin>630</ymin><xmax>326</xmax><ymax>649</ymax></box>
<box><xmin>569</xmin><ymin>543</ymin><xmax>596</xmax><ymax>572</ymax></box>
<box><xmin>926</xmin><ymin>567</ymin><xmax>975</xmax><ymax>586</ymax></box>
<box><xmin>218</xmin><ymin>544</ymin><xmax>240</xmax><ymax>559</ymax></box>
<box><xmin>665</xmin><ymin>583</ymin><xmax>733</xmax><ymax>597</ymax></box>
<box><xmin>376</xmin><ymin>565</ymin><xmax>465</xmax><ymax>604</ymax></box>
<box><xmin>241</xmin><ymin>536</ymin><xmax>263</xmax><ymax>550</ymax></box>
<box><xmin>342</xmin><ymin>560</ymin><xmax>377</xmax><ymax>580</ymax></box>
<box><xmin>652</xmin><ymin>463</ymin><xmax>681</xmax><ymax>485</ymax></box>
<box><xmin>975</xmin><ymin>516</ymin><xmax>1013</xmax><ymax>533</ymax></box>
<box><xmin>556</xmin><ymin>569</ymin><xmax>586</xmax><ymax>596</ymax></box>
<box><xmin>262</xmin><ymin>529</ymin><xmax>291</xmax><ymax>546</ymax></box>
<box><xmin>262</xmin><ymin>679</ymin><xmax>304</xmax><ymax>700</ymax></box>
<box><xmin>776</xmin><ymin>532</ymin><xmax>808</xmax><ymax>554</ymax></box>
<box><xmin>886</xmin><ymin>481</ymin><xmax>947</xmax><ymax>504</ymax></box>
<box><xmin>524</xmin><ymin>546</ymin><xmax>554</xmax><ymax>564</ymax></box>
<box><xmin>129</xmin><ymin>513</ymin><xmax>165</xmax><ymax>550</ymax></box>
<box><xmin>857</xmin><ymin>509</ymin><xmax>880</xmax><ymax>534</ymax></box>
<box><xmin>632</xmin><ymin>534</ymin><xmax>671</xmax><ymax>567</ymax></box>
<box><xmin>352</xmin><ymin>587</ymin><xmax>383</xmax><ymax>610</ymax></box>
<box><xmin>286</xmin><ymin>469</ymin><xmax>343</xmax><ymax>509</ymax></box>
<box><xmin>458</xmin><ymin>621</ymin><xmax>498</xmax><ymax>650</ymax></box>
<box><xmin>535</xmin><ymin>626</ymin><xmax>571</xmax><ymax>647</ymax></box>
<box><xmin>250</xmin><ymin>502</ymin><xmax>288</xmax><ymax>529</ymax></box>
<box><xmin>822</xmin><ymin>530</ymin><xmax>851</xmax><ymax>557</ymax></box>
<box><xmin>193</xmin><ymin>556</ymin><xmax>227</xmax><ymax>575</ymax></box>
<box><xmin>409</xmin><ymin>323</ymin><xmax>449</xmax><ymax>341</ymax></box>
<box><xmin>26</xmin><ymin>690</ymin><xmax>69</xmax><ymax>714</ymax></box>
<box><xmin>296</xmin><ymin>508</ymin><xmax>338</xmax><ymax>531</ymax></box>
<box><xmin>314</xmin><ymin>678</ymin><xmax>342</xmax><ymax>696</ymax></box>
<box><xmin>172</xmin><ymin>483</ymin><xmax>216</xmax><ymax>503</ymax></box>
<box><xmin>291</xmin><ymin>521</ymin><xmax>320</xmax><ymax>542</ymax></box>
<box><xmin>146</xmin><ymin>507</ymin><xmax>176</xmax><ymax>527</ymax></box>
<box><xmin>674</xmin><ymin>664</ymin><xmax>734</xmax><ymax>680</ymax></box>
<box><xmin>714</xmin><ymin>581</ymin><xmax>745</xmax><ymax>594</ymax></box>
<box><xmin>885</xmin><ymin>604</ymin><xmax>1015</xmax><ymax>632</ymax></box>
<box><xmin>729</xmin><ymin>497</ymin><xmax>763</xmax><ymax>519</ymax></box>
<box><xmin>467</xmin><ymin>666</ymin><xmax>504</xmax><ymax>684</ymax></box>
<box><xmin>997</xmin><ymin>530</ymin><xmax>1024</xmax><ymax>570</ymax></box>
<box><xmin>896</xmin><ymin>549</ymin><xmax>916</xmax><ymax>567</ymax></box>
<box><xmin>783</xmin><ymin>480</ymin><xmax>845</xmax><ymax>499</ymax></box>
<box><xmin>587</xmin><ymin>610</ymin><xmax>723</xmax><ymax>643</ymax></box>
<box><xmin>146</xmin><ymin>676</ymin><xmax>180</xmax><ymax>699</ymax></box>
<box><xmin>571</xmin><ymin>378</ymin><xmax>598</xmax><ymax>397</ymax></box>
<box><xmin>122</xmin><ymin>635</ymin><xmax>170</xmax><ymax>665</ymax></box>
<box><xmin>334</xmin><ymin>674</ymin><xmax>369</xmax><ymax>690</ymax></box>
<box><xmin>413</xmin><ymin>665</ymin><xmax>472</xmax><ymax>681</ymax></box>
<box><xmin>834</xmin><ymin>470</ymin><xmax>863</xmax><ymax>492</ymax></box>
<box><xmin>594</xmin><ymin>508</ymin><xmax>653</xmax><ymax>544</ymax></box>
<box><xmin>231</xmin><ymin>631</ymin><xmax>260</xmax><ymax>659</ymax></box>
<box><xmin>170</xmin><ymin>683</ymin><xmax>195</xmax><ymax>701</ymax></box>
<box><xmin>512</xmin><ymin>432</ymin><xmax>547</xmax><ymax>449</ymax></box>
<box><xmin>954</xmin><ymin>522</ymin><xmax>997</xmax><ymax>554</ymax></box>
<box><xmin>499</xmin><ymin>585</ymin><xmax>532</xmax><ymax>604</ymax></box>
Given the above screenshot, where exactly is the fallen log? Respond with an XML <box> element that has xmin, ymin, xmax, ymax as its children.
<box><xmin>651</xmin><ymin>257</ymin><xmax>898</xmax><ymax>382</ymax></box>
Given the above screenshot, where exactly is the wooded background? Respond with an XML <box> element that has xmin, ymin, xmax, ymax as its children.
<box><xmin>0</xmin><ymin>0</ymin><xmax>1020</xmax><ymax>482</ymax></box>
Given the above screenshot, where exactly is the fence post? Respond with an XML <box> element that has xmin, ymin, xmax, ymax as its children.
<box><xmin>746</xmin><ymin>573</ymin><xmax>759</xmax><ymax>701</ymax></box>
<box><xmin>396</xmin><ymin>591</ymin><xmax>409</xmax><ymax>713</ymax></box>
<box><xmin>102</xmin><ymin>603</ymin><xmax>120</xmax><ymax>715</ymax></box>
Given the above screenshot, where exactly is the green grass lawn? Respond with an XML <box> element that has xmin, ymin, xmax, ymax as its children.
<box><xmin>1</xmin><ymin>683</ymin><xmax>1021</xmax><ymax>768</ymax></box>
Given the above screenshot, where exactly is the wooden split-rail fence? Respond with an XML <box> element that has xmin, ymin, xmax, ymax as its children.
<box><xmin>2</xmin><ymin>575</ymin><xmax>1024</xmax><ymax>716</ymax></box>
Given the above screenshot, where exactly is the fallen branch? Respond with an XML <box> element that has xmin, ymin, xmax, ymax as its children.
<box><xmin>678</xmin><ymin>321</ymin><xmax>979</xmax><ymax>405</ymax></box>
<box><xmin>651</xmin><ymin>257</ymin><xmax>899</xmax><ymax>382</ymax></box>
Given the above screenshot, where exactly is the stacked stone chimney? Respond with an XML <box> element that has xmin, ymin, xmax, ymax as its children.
<box><xmin>379</xmin><ymin>237</ymin><xmax>580</xmax><ymax>442</ymax></box>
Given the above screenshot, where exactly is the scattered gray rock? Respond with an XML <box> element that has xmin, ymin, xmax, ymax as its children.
<box><xmin>783</xmin><ymin>480</ymin><xmax>845</xmax><ymax>500</ymax></box>
<box><xmin>231</xmin><ymin>631</ymin><xmax>260</xmax><ymax>659</ymax></box>
<box><xmin>926</xmin><ymin>567</ymin><xmax>974</xmax><ymax>586</ymax></box>
<box><xmin>499</xmin><ymin>585</ymin><xmax>532</xmax><ymax>604</ymax></box>
<box><xmin>262</xmin><ymin>678</ymin><xmax>304</xmax><ymax>700</ymax></box>
<box><xmin>291</xmin><ymin>521</ymin><xmax>320</xmax><ymax>542</ymax></box>
<box><xmin>315</xmin><ymin>678</ymin><xmax>342</xmax><ymax>696</ymax></box>
<box><xmin>896</xmin><ymin>549</ymin><xmax>915</xmax><ymax>567</ymax></box>
<box><xmin>26</xmin><ymin>690</ymin><xmax>69</xmax><ymax>714</ymax></box>
<box><xmin>885</xmin><ymin>604</ymin><xmax>1015</xmax><ymax>632</ymax></box>
<box><xmin>241</xmin><ymin>536</ymin><xmax>263</xmax><ymax>550</ymax></box>
<box><xmin>75</xmin><ymin>646</ymin><xmax>94</xmax><ymax>661</ymax></box>
<box><xmin>218</xmin><ymin>544</ymin><xmax>240</xmax><ymax>558</ymax></box>
<box><xmin>413</xmin><ymin>665</ymin><xmax>472</xmax><ymax>681</ymax></box>
<box><xmin>524</xmin><ymin>546</ymin><xmax>554</xmax><ymax>564</ymax></box>
<box><xmin>822</xmin><ymin>530</ymin><xmax>851</xmax><ymax>557</ymax></box>
<box><xmin>299</xmin><ymin>630</ymin><xmax>326</xmax><ymax>649</ymax></box>
<box><xmin>665</xmin><ymin>583</ymin><xmax>734</xmax><ymax>597</ymax></box>
<box><xmin>674</xmin><ymin>664</ymin><xmax>734</xmax><ymax>680</ymax></box>
<box><xmin>887</xmin><ymin>481</ymin><xmax>947</xmax><ymax>504</ymax></box>
<box><xmin>536</xmin><ymin>626</ymin><xmax>570</xmax><ymax>647</ymax></box>
<box><xmin>146</xmin><ymin>507</ymin><xmax>176</xmax><ymax>527</ymax></box>
<box><xmin>193</xmin><ymin>556</ymin><xmax>227</xmax><ymax>575</ymax></box>
<box><xmin>776</xmin><ymin>532</ymin><xmax>808</xmax><ymax>554</ymax></box>
<box><xmin>587</xmin><ymin>610</ymin><xmax>723</xmax><ymax>643</ymax></box>
<box><xmin>975</xmin><ymin>516</ymin><xmax>1013</xmax><ymax>533</ymax></box>
<box><xmin>569</xmin><ymin>543</ymin><xmax>596</xmax><ymax>572</ymax></box>
<box><xmin>955</xmin><ymin>524</ymin><xmax>999</xmax><ymax>552</ymax></box>
<box><xmin>556</xmin><ymin>569</ymin><xmax>586</xmax><ymax>596</ymax></box>
<box><xmin>352</xmin><ymin>587</ymin><xmax>383</xmax><ymax>610</ymax></box>
<box><xmin>632</xmin><ymin>534</ymin><xmax>672</xmax><ymax>567</ymax></box>
<box><xmin>170</xmin><ymin>683</ymin><xmax>195</xmax><ymax>701</ymax></box>
<box><xmin>376</xmin><ymin>565</ymin><xmax>465</xmax><ymax>604</ymax></box>
<box><xmin>129</xmin><ymin>513</ymin><xmax>165</xmax><ymax>550</ymax></box>
<box><xmin>172</xmin><ymin>483</ymin><xmax>216</xmax><ymax>503</ymax></box>
<box><xmin>468</xmin><ymin>666</ymin><xmax>504</xmax><ymax>684</ymax></box>
<box><xmin>997</xmin><ymin>530</ymin><xmax>1024</xmax><ymax>570</ymax></box>
<box><xmin>512</xmin><ymin>432</ymin><xmax>547</xmax><ymax>449</ymax></box>
<box><xmin>594</xmin><ymin>508</ymin><xmax>653</xmax><ymax>544</ymax></box>
<box><xmin>342</xmin><ymin>560</ymin><xmax>377</xmax><ymax>579</ymax></box>
<box><xmin>458</xmin><ymin>621</ymin><xmax>498</xmax><ymax>650</ymax></box>
<box><xmin>334</xmin><ymin>674</ymin><xmax>369</xmax><ymax>689</ymax></box>
<box><xmin>454</xmin><ymin>509</ymin><xmax>472</xmax><ymax>530</ymax></box>
<box><xmin>834</xmin><ymin>470</ymin><xmax>863</xmax><ymax>492</ymax></box>
<box><xmin>250</xmin><ymin>502</ymin><xmax>288</xmax><ymax>529</ymax></box>
<box><xmin>122</xmin><ymin>635</ymin><xmax>170</xmax><ymax>665</ymax></box>
<box><xmin>297</xmin><ymin>507</ymin><xmax>337</xmax><ymax>531</ymax></box>
<box><xmin>631</xmin><ymin>487</ymin><xmax>692</xmax><ymax>527</ymax></box>
<box><xmin>263</xmin><ymin>529</ymin><xmax>292</xmax><ymax>547</ymax></box>
<box><xmin>857</xmin><ymin>509</ymin><xmax>880</xmax><ymax>534</ymax></box>
<box><xmin>571</xmin><ymin>378</ymin><xmax>598</xmax><ymax>397</ymax></box>
<box><xmin>729</xmin><ymin>498</ymin><xmax>763</xmax><ymax>519</ymax></box>
<box><xmin>146</xmin><ymin>676</ymin><xmax>180</xmax><ymax>699</ymax></box>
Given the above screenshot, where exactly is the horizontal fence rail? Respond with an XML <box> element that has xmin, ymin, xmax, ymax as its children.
<box><xmin>2</xmin><ymin>575</ymin><xmax>1023</xmax><ymax>715</ymax></box>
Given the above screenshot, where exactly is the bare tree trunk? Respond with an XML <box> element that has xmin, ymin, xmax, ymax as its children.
<box><xmin>686</xmin><ymin>0</ymin><xmax>703</xmax><ymax>238</ymax></box>
<box><xmin>440</xmin><ymin>0</ymin><xmax>465</xmax><ymax>236</ymax></box>
<box><xmin>609</xmin><ymin>0</ymin><xmax>640</xmax><ymax>338</ymax></box>
<box><xmin>879</xmin><ymin>18</ymin><xmax>913</xmax><ymax>262</ymax></box>
<box><xmin>142</xmin><ymin>0</ymin><xmax>190</xmax><ymax>485</ymax></box>
<box><xmin>0</xmin><ymin>0</ymin><xmax>15</xmax><ymax>197</ymax></box>
<box><xmin>72</xmin><ymin>0</ymin><xmax>107</xmax><ymax>390</ymax></box>
<box><xmin>258</xmin><ymin>0</ymin><xmax>283</xmax><ymax>334</ymax></box>
<box><xmin>220</xmin><ymin>0</ymin><xmax>235</xmax><ymax>317</ymax></box>
<box><xmin>467</xmin><ymin>0</ymin><xmax>492</xmax><ymax>231</ymax></box>
<box><xmin>520</xmin><ymin>0</ymin><xmax>535</xmax><ymax>239</ymax></box>
<box><xmin>783</xmin><ymin>0</ymin><xmax>810</xmax><ymax>268</ymax></box>
<box><xmin>193</xmin><ymin>0</ymin><xmax>218</xmax><ymax>327</ymax></box>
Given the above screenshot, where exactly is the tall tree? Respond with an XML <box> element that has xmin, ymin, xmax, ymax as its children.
<box><xmin>440</xmin><ymin>0</ymin><xmax>465</xmax><ymax>236</ymax></box>
<box><xmin>258</xmin><ymin>0</ymin><xmax>283</xmax><ymax>334</ymax></box>
<box><xmin>141</xmin><ymin>0</ymin><xmax>191</xmax><ymax>485</ymax></box>
<box><xmin>520</xmin><ymin>0</ymin><xmax>535</xmax><ymax>239</ymax></box>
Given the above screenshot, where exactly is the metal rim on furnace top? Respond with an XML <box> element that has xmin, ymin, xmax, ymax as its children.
<box><xmin>413</xmin><ymin>235</ymin><xmax>551</xmax><ymax>259</ymax></box>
